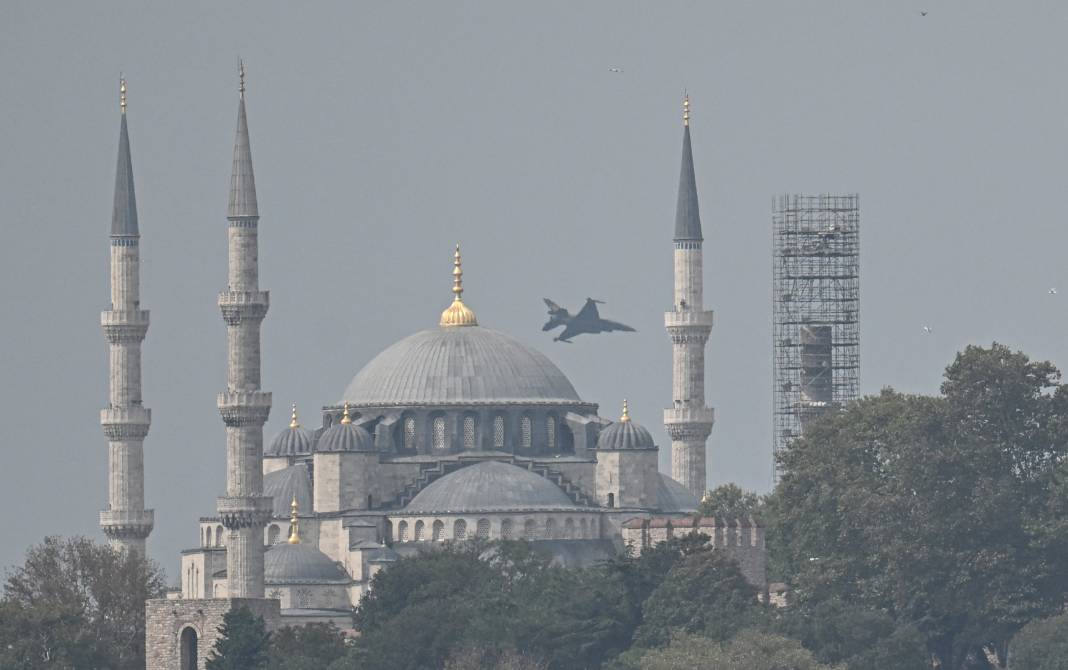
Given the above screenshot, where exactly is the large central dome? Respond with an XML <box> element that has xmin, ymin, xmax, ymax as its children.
<box><xmin>341</xmin><ymin>326</ymin><xmax>582</xmax><ymax>406</ymax></box>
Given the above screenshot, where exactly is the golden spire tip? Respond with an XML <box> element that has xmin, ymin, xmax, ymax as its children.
<box><xmin>289</xmin><ymin>403</ymin><xmax>299</xmax><ymax>429</ymax></box>
<box><xmin>620</xmin><ymin>398</ymin><xmax>631</xmax><ymax>423</ymax></box>
<box><xmin>340</xmin><ymin>402</ymin><xmax>352</xmax><ymax>425</ymax></box>
<box><xmin>440</xmin><ymin>243</ymin><xmax>478</xmax><ymax>327</ymax></box>
<box><xmin>120</xmin><ymin>75</ymin><xmax>127</xmax><ymax>114</ymax></box>
<box><xmin>239</xmin><ymin>59</ymin><xmax>246</xmax><ymax>98</ymax></box>
<box><xmin>288</xmin><ymin>494</ymin><xmax>300</xmax><ymax>544</ymax></box>
<box><xmin>682</xmin><ymin>93</ymin><xmax>689</xmax><ymax>128</ymax></box>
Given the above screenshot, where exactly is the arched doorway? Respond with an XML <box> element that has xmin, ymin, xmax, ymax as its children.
<box><xmin>180</xmin><ymin>626</ymin><xmax>198</xmax><ymax>670</ymax></box>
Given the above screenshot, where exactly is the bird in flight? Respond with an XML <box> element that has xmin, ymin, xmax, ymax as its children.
<box><xmin>922</xmin><ymin>325</ymin><xmax>933</xmax><ymax>334</ymax></box>
<box><xmin>920</xmin><ymin>11</ymin><xmax>928</xmax><ymax>16</ymax></box>
<box><xmin>1050</xmin><ymin>288</ymin><xmax>1058</xmax><ymax>295</ymax></box>
<box><xmin>608</xmin><ymin>67</ymin><xmax>623</xmax><ymax>73</ymax></box>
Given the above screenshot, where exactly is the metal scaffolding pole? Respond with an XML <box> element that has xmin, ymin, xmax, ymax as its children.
<box><xmin>772</xmin><ymin>194</ymin><xmax>860</xmax><ymax>481</ymax></box>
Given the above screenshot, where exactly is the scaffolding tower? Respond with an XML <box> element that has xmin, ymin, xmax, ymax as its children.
<box><xmin>772</xmin><ymin>194</ymin><xmax>859</xmax><ymax>479</ymax></box>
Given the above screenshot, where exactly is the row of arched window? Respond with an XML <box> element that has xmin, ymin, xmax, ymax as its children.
<box><xmin>402</xmin><ymin>414</ymin><xmax>561</xmax><ymax>451</ymax></box>
<box><xmin>202</xmin><ymin>525</ymin><xmax>225</xmax><ymax>548</ymax></box>
<box><xmin>394</xmin><ymin>516</ymin><xmax>593</xmax><ymax>542</ymax></box>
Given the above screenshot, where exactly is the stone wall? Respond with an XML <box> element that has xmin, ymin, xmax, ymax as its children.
<box><xmin>145</xmin><ymin>597</ymin><xmax>280</xmax><ymax>670</ymax></box>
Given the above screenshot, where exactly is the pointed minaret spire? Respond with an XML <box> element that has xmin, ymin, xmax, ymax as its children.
<box><xmin>111</xmin><ymin>76</ymin><xmax>138</xmax><ymax>238</ymax></box>
<box><xmin>229</xmin><ymin>61</ymin><xmax>258</xmax><ymax>219</ymax></box>
<box><xmin>664</xmin><ymin>93</ymin><xmax>715</xmax><ymax>498</ymax></box>
<box><xmin>674</xmin><ymin>94</ymin><xmax>702</xmax><ymax>243</ymax></box>
<box><xmin>100</xmin><ymin>75</ymin><xmax>153</xmax><ymax>554</ymax></box>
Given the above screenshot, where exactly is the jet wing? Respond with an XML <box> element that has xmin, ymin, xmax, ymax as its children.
<box><xmin>596</xmin><ymin>319</ymin><xmax>636</xmax><ymax>333</ymax></box>
<box><xmin>575</xmin><ymin>298</ymin><xmax>602</xmax><ymax>321</ymax></box>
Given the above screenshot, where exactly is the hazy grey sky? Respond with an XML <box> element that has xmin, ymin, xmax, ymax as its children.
<box><xmin>4</xmin><ymin>0</ymin><xmax>1068</xmax><ymax>576</ymax></box>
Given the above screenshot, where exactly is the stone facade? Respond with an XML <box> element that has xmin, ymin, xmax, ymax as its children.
<box><xmin>620</xmin><ymin>515</ymin><xmax>766</xmax><ymax>588</ymax></box>
<box><xmin>145</xmin><ymin>597</ymin><xmax>280</xmax><ymax>670</ymax></box>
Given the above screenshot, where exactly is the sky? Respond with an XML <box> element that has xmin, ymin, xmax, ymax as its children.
<box><xmin>4</xmin><ymin>0</ymin><xmax>1068</xmax><ymax>578</ymax></box>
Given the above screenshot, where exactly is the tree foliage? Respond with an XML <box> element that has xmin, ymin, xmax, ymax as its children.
<box><xmin>1007</xmin><ymin>613</ymin><xmax>1068</xmax><ymax>670</ymax></box>
<box><xmin>0</xmin><ymin>536</ymin><xmax>165</xmax><ymax>670</ymax></box>
<box><xmin>206</xmin><ymin>607</ymin><xmax>271</xmax><ymax>670</ymax></box>
<box><xmin>772</xmin><ymin>344</ymin><xmax>1068</xmax><ymax>669</ymax></box>
<box><xmin>637</xmin><ymin>630</ymin><xmax>843</xmax><ymax>670</ymax></box>
<box><xmin>267</xmin><ymin>623</ymin><xmax>348</xmax><ymax>670</ymax></box>
<box><xmin>698</xmin><ymin>483</ymin><xmax>763</xmax><ymax>520</ymax></box>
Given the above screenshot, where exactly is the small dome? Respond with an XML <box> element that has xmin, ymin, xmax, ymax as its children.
<box><xmin>318</xmin><ymin>405</ymin><xmax>374</xmax><ymax>452</ymax></box>
<box><xmin>264</xmin><ymin>465</ymin><xmax>313</xmax><ymax>517</ymax></box>
<box><xmin>266</xmin><ymin>405</ymin><xmax>315</xmax><ymax>456</ymax></box>
<box><xmin>405</xmin><ymin>460</ymin><xmax>578</xmax><ymax>513</ymax></box>
<box><xmin>596</xmin><ymin>401</ymin><xmax>655</xmax><ymax>450</ymax></box>
<box><xmin>264</xmin><ymin>543</ymin><xmax>349</xmax><ymax>584</ymax></box>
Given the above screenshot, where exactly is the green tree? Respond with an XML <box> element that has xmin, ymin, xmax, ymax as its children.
<box><xmin>443</xmin><ymin>645</ymin><xmax>548</xmax><ymax>670</ymax></box>
<box><xmin>1007</xmin><ymin>613</ymin><xmax>1068</xmax><ymax>670</ymax></box>
<box><xmin>267</xmin><ymin>623</ymin><xmax>348</xmax><ymax>670</ymax></box>
<box><xmin>633</xmin><ymin>549</ymin><xmax>762</xmax><ymax>648</ymax></box>
<box><xmin>206</xmin><ymin>607</ymin><xmax>271</xmax><ymax>670</ymax></box>
<box><xmin>698</xmin><ymin>483</ymin><xmax>763</xmax><ymax>520</ymax></box>
<box><xmin>0</xmin><ymin>536</ymin><xmax>166</xmax><ymax>670</ymax></box>
<box><xmin>637</xmin><ymin>630</ymin><xmax>843</xmax><ymax>670</ymax></box>
<box><xmin>773</xmin><ymin>344</ymin><xmax>1068</xmax><ymax>669</ymax></box>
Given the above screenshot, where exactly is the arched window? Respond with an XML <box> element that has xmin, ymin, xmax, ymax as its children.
<box><xmin>607</xmin><ymin>493</ymin><xmax>615</xmax><ymax>508</ymax></box>
<box><xmin>180</xmin><ymin>627</ymin><xmax>198</xmax><ymax>670</ymax></box>
<box><xmin>414</xmin><ymin>520</ymin><xmax>425</xmax><ymax>542</ymax></box>
<box><xmin>267</xmin><ymin>525</ymin><xmax>280</xmax><ymax>545</ymax></box>
<box><xmin>520</xmin><ymin>416</ymin><xmax>532</xmax><ymax>449</ymax></box>
<box><xmin>564</xmin><ymin>518</ymin><xmax>575</xmax><ymax>539</ymax></box>
<box><xmin>432</xmin><ymin>520</ymin><xmax>445</xmax><ymax>542</ymax></box>
<box><xmin>501</xmin><ymin>518</ymin><xmax>513</xmax><ymax>540</ymax></box>
<box><xmin>398</xmin><ymin>520</ymin><xmax>409</xmax><ymax>542</ymax></box>
<box><xmin>454</xmin><ymin>519</ymin><xmax>467</xmax><ymax>541</ymax></box>
<box><xmin>433</xmin><ymin>416</ymin><xmax>448</xmax><ymax>450</ymax></box>
<box><xmin>524</xmin><ymin>518</ymin><xmax>538</xmax><ymax>540</ymax></box>
<box><xmin>493</xmin><ymin>415</ymin><xmax>505</xmax><ymax>448</ymax></box>
<box><xmin>580</xmin><ymin>518</ymin><xmax>588</xmax><ymax>538</ymax></box>
<box><xmin>463</xmin><ymin>416</ymin><xmax>476</xmax><ymax>449</ymax></box>
<box><xmin>546</xmin><ymin>416</ymin><xmax>556</xmax><ymax>449</ymax></box>
<box><xmin>367</xmin><ymin>494</ymin><xmax>373</xmax><ymax>509</ymax></box>
<box><xmin>404</xmin><ymin>416</ymin><xmax>417</xmax><ymax>450</ymax></box>
<box><xmin>216</xmin><ymin>526</ymin><xmax>224</xmax><ymax>547</ymax></box>
<box><xmin>545</xmin><ymin>518</ymin><xmax>556</xmax><ymax>539</ymax></box>
<box><xmin>384</xmin><ymin>519</ymin><xmax>392</xmax><ymax>543</ymax></box>
<box><xmin>476</xmin><ymin>518</ymin><xmax>490</xmax><ymax>539</ymax></box>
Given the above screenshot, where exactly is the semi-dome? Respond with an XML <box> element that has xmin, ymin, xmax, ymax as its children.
<box><xmin>657</xmin><ymin>474</ymin><xmax>699</xmax><ymax>513</ymax></box>
<box><xmin>596</xmin><ymin>401</ymin><xmax>656</xmax><ymax>450</ymax></box>
<box><xmin>318</xmin><ymin>404</ymin><xmax>374</xmax><ymax>452</ymax></box>
<box><xmin>405</xmin><ymin>460</ymin><xmax>580</xmax><ymax>513</ymax></box>
<box><xmin>266</xmin><ymin>405</ymin><xmax>315</xmax><ymax>457</ymax></box>
<box><xmin>341</xmin><ymin>327</ymin><xmax>581</xmax><ymax>406</ymax></box>
<box><xmin>263</xmin><ymin>464</ymin><xmax>313</xmax><ymax>517</ymax></box>
<box><xmin>264</xmin><ymin>543</ymin><xmax>349</xmax><ymax>585</ymax></box>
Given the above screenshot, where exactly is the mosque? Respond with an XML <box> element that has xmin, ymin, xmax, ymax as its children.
<box><xmin>99</xmin><ymin>68</ymin><xmax>760</xmax><ymax>669</ymax></box>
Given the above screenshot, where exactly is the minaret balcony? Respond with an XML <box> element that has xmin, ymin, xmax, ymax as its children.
<box><xmin>218</xmin><ymin>391</ymin><xmax>272</xmax><ymax>426</ymax></box>
<box><xmin>663</xmin><ymin>310</ymin><xmax>714</xmax><ymax>329</ymax></box>
<box><xmin>218</xmin><ymin>291</ymin><xmax>269</xmax><ymax>324</ymax></box>
<box><xmin>663</xmin><ymin>406</ymin><xmax>716</xmax><ymax>427</ymax></box>
<box><xmin>217</xmin><ymin>496</ymin><xmax>273</xmax><ymax>529</ymax></box>
<box><xmin>101</xmin><ymin>406</ymin><xmax>151</xmax><ymax>439</ymax></box>
<box><xmin>100</xmin><ymin>509</ymin><xmax>155</xmax><ymax>537</ymax></box>
<box><xmin>101</xmin><ymin>310</ymin><xmax>150</xmax><ymax>343</ymax></box>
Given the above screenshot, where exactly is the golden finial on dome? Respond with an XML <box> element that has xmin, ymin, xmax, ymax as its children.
<box><xmin>682</xmin><ymin>93</ymin><xmax>689</xmax><ymax>128</ymax></box>
<box><xmin>120</xmin><ymin>76</ymin><xmax>127</xmax><ymax>114</ymax></box>
<box><xmin>288</xmin><ymin>495</ymin><xmax>300</xmax><ymax>544</ymax></box>
<box><xmin>340</xmin><ymin>402</ymin><xmax>352</xmax><ymax>425</ymax></box>
<box><xmin>700</xmin><ymin>489</ymin><xmax>712</xmax><ymax>505</ymax></box>
<box><xmin>289</xmin><ymin>403</ymin><xmax>300</xmax><ymax>429</ymax></box>
<box><xmin>439</xmin><ymin>244</ymin><xmax>479</xmax><ymax>327</ymax></box>
<box><xmin>620</xmin><ymin>399</ymin><xmax>631</xmax><ymax>423</ymax></box>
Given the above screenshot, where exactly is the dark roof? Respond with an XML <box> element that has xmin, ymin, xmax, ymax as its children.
<box><xmin>404</xmin><ymin>460</ymin><xmax>580</xmax><ymax>513</ymax></box>
<box><xmin>267</xmin><ymin>424</ymin><xmax>316</xmax><ymax>457</ymax></box>
<box><xmin>263</xmin><ymin>464</ymin><xmax>313</xmax><ymax>517</ymax></box>
<box><xmin>596</xmin><ymin>418</ymin><xmax>656</xmax><ymax>451</ymax></box>
<box><xmin>674</xmin><ymin>126</ymin><xmax>703</xmax><ymax>242</ymax></box>
<box><xmin>656</xmin><ymin>474</ymin><xmax>699</xmax><ymax>513</ymax></box>
<box><xmin>228</xmin><ymin>98</ymin><xmax>258</xmax><ymax>219</ymax></box>
<box><xmin>111</xmin><ymin>113</ymin><xmax>139</xmax><ymax>238</ymax></box>
<box><xmin>318</xmin><ymin>421</ymin><xmax>374</xmax><ymax>453</ymax></box>
<box><xmin>264</xmin><ymin>543</ymin><xmax>349</xmax><ymax>584</ymax></box>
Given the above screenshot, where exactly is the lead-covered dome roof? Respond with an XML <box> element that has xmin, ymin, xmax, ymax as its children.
<box><xmin>264</xmin><ymin>543</ymin><xmax>349</xmax><ymax>584</ymax></box>
<box><xmin>318</xmin><ymin>405</ymin><xmax>374</xmax><ymax>452</ymax></box>
<box><xmin>341</xmin><ymin>327</ymin><xmax>581</xmax><ymax>406</ymax></box>
<box><xmin>404</xmin><ymin>460</ymin><xmax>580</xmax><ymax>513</ymax></box>
<box><xmin>596</xmin><ymin>401</ymin><xmax>656</xmax><ymax>450</ymax></box>
<box><xmin>266</xmin><ymin>405</ymin><xmax>315</xmax><ymax>457</ymax></box>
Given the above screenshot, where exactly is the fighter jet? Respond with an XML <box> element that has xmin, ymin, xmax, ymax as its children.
<box><xmin>542</xmin><ymin>298</ymin><xmax>636</xmax><ymax>343</ymax></box>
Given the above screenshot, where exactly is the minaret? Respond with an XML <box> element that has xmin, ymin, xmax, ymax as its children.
<box><xmin>216</xmin><ymin>61</ymin><xmax>272</xmax><ymax>598</ymax></box>
<box><xmin>663</xmin><ymin>95</ymin><xmax>715</xmax><ymax>499</ymax></box>
<box><xmin>100</xmin><ymin>77</ymin><xmax>154</xmax><ymax>555</ymax></box>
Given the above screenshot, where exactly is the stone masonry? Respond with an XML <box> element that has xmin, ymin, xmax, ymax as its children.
<box><xmin>664</xmin><ymin>96</ymin><xmax>715</xmax><ymax>498</ymax></box>
<box><xmin>145</xmin><ymin>598</ymin><xmax>280</xmax><ymax>670</ymax></box>
<box><xmin>100</xmin><ymin>78</ymin><xmax>153</xmax><ymax>554</ymax></box>
<box><xmin>216</xmin><ymin>64</ymin><xmax>273</xmax><ymax>599</ymax></box>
